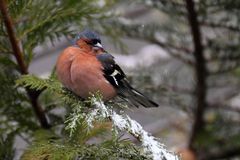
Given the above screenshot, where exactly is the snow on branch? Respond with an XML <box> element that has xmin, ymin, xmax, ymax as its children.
<box><xmin>85</xmin><ymin>97</ymin><xmax>180</xmax><ymax>160</ymax></box>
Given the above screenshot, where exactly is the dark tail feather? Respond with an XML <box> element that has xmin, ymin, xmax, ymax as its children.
<box><xmin>130</xmin><ymin>88</ymin><xmax>159</xmax><ymax>108</ymax></box>
<box><xmin>118</xmin><ymin>81</ymin><xmax>159</xmax><ymax>108</ymax></box>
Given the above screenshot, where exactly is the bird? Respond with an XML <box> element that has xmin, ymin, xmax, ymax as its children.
<box><xmin>56</xmin><ymin>29</ymin><xmax>158</xmax><ymax>108</ymax></box>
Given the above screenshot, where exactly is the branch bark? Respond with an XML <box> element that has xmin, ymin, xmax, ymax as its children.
<box><xmin>185</xmin><ymin>0</ymin><xmax>207</xmax><ymax>150</ymax></box>
<box><xmin>0</xmin><ymin>0</ymin><xmax>50</xmax><ymax>129</ymax></box>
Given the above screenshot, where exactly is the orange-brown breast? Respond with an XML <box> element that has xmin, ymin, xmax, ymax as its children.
<box><xmin>56</xmin><ymin>46</ymin><xmax>116</xmax><ymax>100</ymax></box>
<box><xmin>56</xmin><ymin>47</ymin><xmax>77</xmax><ymax>89</ymax></box>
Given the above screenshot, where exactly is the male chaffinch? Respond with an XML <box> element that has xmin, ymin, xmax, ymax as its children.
<box><xmin>56</xmin><ymin>29</ymin><xmax>158</xmax><ymax>108</ymax></box>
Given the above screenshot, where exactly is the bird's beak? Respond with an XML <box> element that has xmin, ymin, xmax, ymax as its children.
<box><xmin>93</xmin><ymin>42</ymin><xmax>103</xmax><ymax>49</ymax></box>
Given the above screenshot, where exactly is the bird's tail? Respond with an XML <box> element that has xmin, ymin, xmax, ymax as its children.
<box><xmin>118</xmin><ymin>80</ymin><xmax>159</xmax><ymax>108</ymax></box>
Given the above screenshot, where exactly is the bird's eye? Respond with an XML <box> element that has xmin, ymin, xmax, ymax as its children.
<box><xmin>86</xmin><ymin>39</ymin><xmax>102</xmax><ymax>48</ymax></box>
<box><xmin>91</xmin><ymin>39</ymin><xmax>100</xmax><ymax>45</ymax></box>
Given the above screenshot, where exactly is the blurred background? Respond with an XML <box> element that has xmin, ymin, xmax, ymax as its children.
<box><xmin>1</xmin><ymin>0</ymin><xmax>240</xmax><ymax>160</ymax></box>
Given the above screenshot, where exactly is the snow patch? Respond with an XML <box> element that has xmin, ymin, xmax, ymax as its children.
<box><xmin>87</xmin><ymin>98</ymin><xmax>179</xmax><ymax>160</ymax></box>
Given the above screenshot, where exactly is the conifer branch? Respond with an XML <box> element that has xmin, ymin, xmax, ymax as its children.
<box><xmin>185</xmin><ymin>0</ymin><xmax>207</xmax><ymax>151</ymax></box>
<box><xmin>18</xmin><ymin>76</ymin><xmax>179</xmax><ymax>159</ymax></box>
<box><xmin>0</xmin><ymin>0</ymin><xmax>27</xmax><ymax>74</ymax></box>
<box><xmin>0</xmin><ymin>0</ymin><xmax>50</xmax><ymax>129</ymax></box>
<box><xmin>84</xmin><ymin>97</ymin><xmax>179</xmax><ymax>160</ymax></box>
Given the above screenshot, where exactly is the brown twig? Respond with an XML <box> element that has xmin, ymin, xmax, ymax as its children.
<box><xmin>185</xmin><ymin>0</ymin><xmax>207</xmax><ymax>151</ymax></box>
<box><xmin>0</xmin><ymin>0</ymin><xmax>27</xmax><ymax>74</ymax></box>
<box><xmin>0</xmin><ymin>0</ymin><xmax>50</xmax><ymax>129</ymax></box>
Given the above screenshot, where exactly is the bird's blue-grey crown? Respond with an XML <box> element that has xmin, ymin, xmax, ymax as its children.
<box><xmin>75</xmin><ymin>29</ymin><xmax>101</xmax><ymax>43</ymax></box>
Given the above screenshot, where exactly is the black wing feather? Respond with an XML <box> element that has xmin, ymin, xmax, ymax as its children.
<box><xmin>96</xmin><ymin>53</ymin><xmax>125</xmax><ymax>87</ymax></box>
<box><xmin>96</xmin><ymin>53</ymin><xmax>158</xmax><ymax>108</ymax></box>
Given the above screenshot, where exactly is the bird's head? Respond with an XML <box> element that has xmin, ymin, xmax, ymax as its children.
<box><xmin>75</xmin><ymin>29</ymin><xmax>103</xmax><ymax>52</ymax></box>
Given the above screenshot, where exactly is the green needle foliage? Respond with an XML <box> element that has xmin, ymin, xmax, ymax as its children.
<box><xmin>17</xmin><ymin>75</ymin><xmax>146</xmax><ymax>160</ymax></box>
<box><xmin>21</xmin><ymin>130</ymin><xmax>145</xmax><ymax>160</ymax></box>
<box><xmin>0</xmin><ymin>0</ymin><xmax>143</xmax><ymax>159</ymax></box>
<box><xmin>0</xmin><ymin>131</ymin><xmax>15</xmax><ymax>160</ymax></box>
<box><xmin>1</xmin><ymin>0</ymin><xmax>113</xmax><ymax>65</ymax></box>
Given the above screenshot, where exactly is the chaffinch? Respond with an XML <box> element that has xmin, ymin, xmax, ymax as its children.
<box><xmin>56</xmin><ymin>29</ymin><xmax>158</xmax><ymax>108</ymax></box>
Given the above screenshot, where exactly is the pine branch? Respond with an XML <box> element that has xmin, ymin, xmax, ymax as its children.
<box><xmin>22</xmin><ymin>130</ymin><xmax>147</xmax><ymax>160</ymax></box>
<box><xmin>0</xmin><ymin>0</ymin><xmax>27</xmax><ymax>74</ymax></box>
<box><xmin>18</xmin><ymin>75</ymin><xmax>179</xmax><ymax>160</ymax></box>
<box><xmin>185</xmin><ymin>0</ymin><xmax>207</xmax><ymax>151</ymax></box>
<box><xmin>17</xmin><ymin>75</ymin><xmax>82</xmax><ymax>106</ymax></box>
<box><xmin>83</xmin><ymin>97</ymin><xmax>179</xmax><ymax>160</ymax></box>
<box><xmin>0</xmin><ymin>0</ymin><xmax>50</xmax><ymax>129</ymax></box>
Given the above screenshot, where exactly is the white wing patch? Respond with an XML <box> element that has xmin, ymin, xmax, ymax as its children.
<box><xmin>112</xmin><ymin>77</ymin><xmax>119</xmax><ymax>86</ymax></box>
<box><xmin>110</xmin><ymin>70</ymin><xmax>119</xmax><ymax>77</ymax></box>
<box><xmin>110</xmin><ymin>69</ymin><xmax>120</xmax><ymax>86</ymax></box>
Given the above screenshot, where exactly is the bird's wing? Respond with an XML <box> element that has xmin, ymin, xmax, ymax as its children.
<box><xmin>96</xmin><ymin>53</ymin><xmax>125</xmax><ymax>88</ymax></box>
<box><xmin>96</xmin><ymin>53</ymin><xmax>158</xmax><ymax>108</ymax></box>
